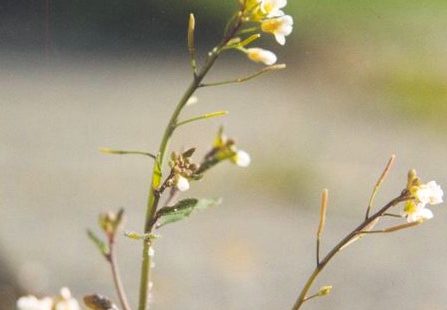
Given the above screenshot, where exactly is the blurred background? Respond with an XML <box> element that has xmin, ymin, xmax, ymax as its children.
<box><xmin>1</xmin><ymin>0</ymin><xmax>447</xmax><ymax>309</ymax></box>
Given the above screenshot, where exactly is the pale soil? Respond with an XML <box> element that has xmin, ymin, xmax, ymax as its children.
<box><xmin>1</xmin><ymin>54</ymin><xmax>446</xmax><ymax>309</ymax></box>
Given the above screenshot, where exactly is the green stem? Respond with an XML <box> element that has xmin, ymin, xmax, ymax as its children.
<box><xmin>137</xmin><ymin>46</ymin><xmax>223</xmax><ymax>310</ymax></box>
<box><xmin>292</xmin><ymin>195</ymin><xmax>407</xmax><ymax>310</ymax></box>
<box><xmin>137</xmin><ymin>12</ymin><xmax>244</xmax><ymax>309</ymax></box>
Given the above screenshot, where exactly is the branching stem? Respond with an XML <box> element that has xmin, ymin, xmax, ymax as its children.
<box><xmin>137</xmin><ymin>13</ymin><xmax>245</xmax><ymax>310</ymax></box>
<box><xmin>292</xmin><ymin>194</ymin><xmax>409</xmax><ymax>310</ymax></box>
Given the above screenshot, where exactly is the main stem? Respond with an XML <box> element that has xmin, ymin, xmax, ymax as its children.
<box><xmin>292</xmin><ymin>195</ymin><xmax>407</xmax><ymax>310</ymax></box>
<box><xmin>137</xmin><ymin>47</ymin><xmax>222</xmax><ymax>310</ymax></box>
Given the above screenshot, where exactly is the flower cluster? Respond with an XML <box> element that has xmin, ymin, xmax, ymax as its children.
<box><xmin>403</xmin><ymin>170</ymin><xmax>444</xmax><ymax>223</ymax></box>
<box><xmin>230</xmin><ymin>0</ymin><xmax>293</xmax><ymax>65</ymax></box>
<box><xmin>165</xmin><ymin>133</ymin><xmax>250</xmax><ymax>193</ymax></box>
<box><xmin>17</xmin><ymin>288</ymin><xmax>80</xmax><ymax>310</ymax></box>
<box><xmin>168</xmin><ymin>148</ymin><xmax>200</xmax><ymax>192</ymax></box>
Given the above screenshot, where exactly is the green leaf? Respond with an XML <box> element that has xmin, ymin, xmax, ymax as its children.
<box><xmin>156</xmin><ymin>198</ymin><xmax>221</xmax><ymax>228</ymax></box>
<box><xmin>182</xmin><ymin>147</ymin><xmax>196</xmax><ymax>158</ymax></box>
<box><xmin>87</xmin><ymin>230</ymin><xmax>109</xmax><ymax>256</ymax></box>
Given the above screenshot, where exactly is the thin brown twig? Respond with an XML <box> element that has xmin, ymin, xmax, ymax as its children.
<box><xmin>292</xmin><ymin>193</ymin><xmax>410</xmax><ymax>310</ymax></box>
<box><xmin>107</xmin><ymin>238</ymin><xmax>131</xmax><ymax>310</ymax></box>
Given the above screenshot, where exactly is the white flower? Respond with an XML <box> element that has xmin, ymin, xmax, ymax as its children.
<box><xmin>175</xmin><ymin>175</ymin><xmax>190</xmax><ymax>192</ymax></box>
<box><xmin>17</xmin><ymin>296</ymin><xmax>53</xmax><ymax>310</ymax></box>
<box><xmin>416</xmin><ymin>181</ymin><xmax>443</xmax><ymax>205</ymax></box>
<box><xmin>54</xmin><ymin>288</ymin><xmax>80</xmax><ymax>310</ymax></box>
<box><xmin>403</xmin><ymin>202</ymin><xmax>434</xmax><ymax>223</ymax></box>
<box><xmin>246</xmin><ymin>48</ymin><xmax>277</xmax><ymax>65</ymax></box>
<box><xmin>17</xmin><ymin>288</ymin><xmax>80</xmax><ymax>310</ymax></box>
<box><xmin>260</xmin><ymin>0</ymin><xmax>287</xmax><ymax>17</ymax></box>
<box><xmin>261</xmin><ymin>15</ymin><xmax>294</xmax><ymax>45</ymax></box>
<box><xmin>186</xmin><ymin>96</ymin><xmax>198</xmax><ymax>106</ymax></box>
<box><xmin>232</xmin><ymin>150</ymin><xmax>251</xmax><ymax>167</ymax></box>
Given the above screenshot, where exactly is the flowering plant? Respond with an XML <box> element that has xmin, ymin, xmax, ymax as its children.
<box><xmin>16</xmin><ymin>1</ymin><xmax>443</xmax><ymax>310</ymax></box>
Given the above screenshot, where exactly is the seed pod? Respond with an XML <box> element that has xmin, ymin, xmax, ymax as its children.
<box><xmin>84</xmin><ymin>294</ymin><xmax>118</xmax><ymax>310</ymax></box>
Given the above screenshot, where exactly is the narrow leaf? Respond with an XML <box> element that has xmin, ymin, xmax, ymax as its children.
<box><xmin>156</xmin><ymin>198</ymin><xmax>221</xmax><ymax>228</ymax></box>
<box><xmin>87</xmin><ymin>230</ymin><xmax>109</xmax><ymax>256</ymax></box>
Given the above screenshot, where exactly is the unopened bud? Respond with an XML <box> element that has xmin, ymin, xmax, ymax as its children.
<box><xmin>182</xmin><ymin>147</ymin><xmax>196</xmax><ymax>158</ymax></box>
<box><xmin>98</xmin><ymin>209</ymin><xmax>124</xmax><ymax>237</ymax></box>
<box><xmin>317</xmin><ymin>285</ymin><xmax>333</xmax><ymax>296</ymax></box>
<box><xmin>189</xmin><ymin>163</ymin><xmax>198</xmax><ymax>171</ymax></box>
<box><xmin>407</xmin><ymin>169</ymin><xmax>420</xmax><ymax>188</ymax></box>
<box><xmin>171</xmin><ymin>152</ymin><xmax>179</xmax><ymax>161</ymax></box>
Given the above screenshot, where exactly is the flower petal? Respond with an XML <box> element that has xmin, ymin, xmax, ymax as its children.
<box><xmin>234</xmin><ymin>150</ymin><xmax>251</xmax><ymax>167</ymax></box>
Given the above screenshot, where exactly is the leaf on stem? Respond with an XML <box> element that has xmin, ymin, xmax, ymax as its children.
<box><xmin>87</xmin><ymin>230</ymin><xmax>109</xmax><ymax>257</ymax></box>
<box><xmin>155</xmin><ymin>198</ymin><xmax>222</xmax><ymax>228</ymax></box>
<box><xmin>182</xmin><ymin>147</ymin><xmax>196</xmax><ymax>158</ymax></box>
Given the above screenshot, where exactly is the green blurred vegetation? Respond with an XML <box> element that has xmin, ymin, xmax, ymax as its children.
<box><xmin>4</xmin><ymin>0</ymin><xmax>445</xmax><ymax>122</ymax></box>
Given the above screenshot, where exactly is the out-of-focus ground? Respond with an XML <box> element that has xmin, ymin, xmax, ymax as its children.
<box><xmin>1</xmin><ymin>1</ymin><xmax>447</xmax><ymax>309</ymax></box>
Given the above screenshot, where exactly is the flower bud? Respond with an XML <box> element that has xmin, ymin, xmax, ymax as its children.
<box><xmin>317</xmin><ymin>285</ymin><xmax>333</xmax><ymax>296</ymax></box>
<box><xmin>98</xmin><ymin>209</ymin><xmax>124</xmax><ymax>237</ymax></box>
<box><xmin>175</xmin><ymin>175</ymin><xmax>190</xmax><ymax>192</ymax></box>
<box><xmin>246</xmin><ymin>48</ymin><xmax>277</xmax><ymax>65</ymax></box>
<box><xmin>232</xmin><ymin>150</ymin><xmax>251</xmax><ymax>167</ymax></box>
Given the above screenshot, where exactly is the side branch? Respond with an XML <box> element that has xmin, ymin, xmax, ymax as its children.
<box><xmin>292</xmin><ymin>194</ymin><xmax>409</xmax><ymax>310</ymax></box>
<box><xmin>176</xmin><ymin>111</ymin><xmax>229</xmax><ymax>128</ymax></box>
<box><xmin>107</xmin><ymin>239</ymin><xmax>131</xmax><ymax>310</ymax></box>
<box><xmin>199</xmin><ymin>64</ymin><xmax>286</xmax><ymax>88</ymax></box>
